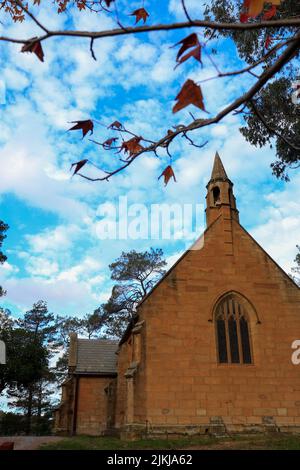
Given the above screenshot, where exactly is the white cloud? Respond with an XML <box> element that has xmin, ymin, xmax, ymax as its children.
<box><xmin>1</xmin><ymin>1</ymin><xmax>299</xmax><ymax>317</ymax></box>
<box><xmin>0</xmin><ymin>262</ymin><xmax>19</xmax><ymax>277</ymax></box>
<box><xmin>26</xmin><ymin>225</ymin><xmax>82</xmax><ymax>254</ymax></box>
<box><xmin>251</xmin><ymin>174</ymin><xmax>300</xmax><ymax>272</ymax></box>
<box><xmin>3</xmin><ymin>276</ymin><xmax>97</xmax><ymax>314</ymax></box>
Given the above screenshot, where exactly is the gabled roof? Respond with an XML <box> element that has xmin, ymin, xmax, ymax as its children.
<box><xmin>74</xmin><ymin>339</ymin><xmax>118</xmax><ymax>375</ymax></box>
<box><xmin>124</xmin><ymin>215</ymin><xmax>299</xmax><ymax>336</ymax></box>
<box><xmin>133</xmin><ymin>214</ymin><xmax>222</xmax><ymax>312</ymax></box>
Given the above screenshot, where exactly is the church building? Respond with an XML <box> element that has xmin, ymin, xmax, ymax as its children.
<box><xmin>55</xmin><ymin>153</ymin><xmax>300</xmax><ymax>439</ymax></box>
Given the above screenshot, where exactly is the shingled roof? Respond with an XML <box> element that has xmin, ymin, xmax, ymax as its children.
<box><xmin>74</xmin><ymin>339</ymin><xmax>118</xmax><ymax>375</ymax></box>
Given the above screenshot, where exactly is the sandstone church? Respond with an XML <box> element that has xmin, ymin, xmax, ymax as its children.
<box><xmin>55</xmin><ymin>153</ymin><xmax>300</xmax><ymax>439</ymax></box>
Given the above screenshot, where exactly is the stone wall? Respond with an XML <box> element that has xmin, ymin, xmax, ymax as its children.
<box><xmin>76</xmin><ymin>376</ymin><xmax>112</xmax><ymax>435</ymax></box>
<box><xmin>118</xmin><ymin>215</ymin><xmax>300</xmax><ymax>437</ymax></box>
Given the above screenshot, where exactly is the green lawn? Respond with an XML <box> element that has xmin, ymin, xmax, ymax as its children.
<box><xmin>40</xmin><ymin>433</ymin><xmax>300</xmax><ymax>450</ymax></box>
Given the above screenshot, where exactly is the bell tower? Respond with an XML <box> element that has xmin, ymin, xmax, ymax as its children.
<box><xmin>205</xmin><ymin>152</ymin><xmax>239</xmax><ymax>227</ymax></box>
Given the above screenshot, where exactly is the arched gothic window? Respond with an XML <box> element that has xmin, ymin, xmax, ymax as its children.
<box><xmin>215</xmin><ymin>295</ymin><xmax>252</xmax><ymax>364</ymax></box>
<box><xmin>212</xmin><ymin>186</ymin><xmax>220</xmax><ymax>205</ymax></box>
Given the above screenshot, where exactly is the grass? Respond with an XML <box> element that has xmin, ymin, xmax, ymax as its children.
<box><xmin>40</xmin><ymin>433</ymin><xmax>300</xmax><ymax>450</ymax></box>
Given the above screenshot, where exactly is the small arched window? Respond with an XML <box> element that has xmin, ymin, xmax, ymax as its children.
<box><xmin>212</xmin><ymin>186</ymin><xmax>220</xmax><ymax>205</ymax></box>
<box><xmin>215</xmin><ymin>295</ymin><xmax>252</xmax><ymax>364</ymax></box>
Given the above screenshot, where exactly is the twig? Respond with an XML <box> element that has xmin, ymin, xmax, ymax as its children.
<box><xmin>90</xmin><ymin>37</ymin><xmax>97</xmax><ymax>60</ymax></box>
<box><xmin>181</xmin><ymin>0</ymin><xmax>194</xmax><ymax>23</ymax></box>
<box><xmin>14</xmin><ymin>0</ymin><xmax>49</xmax><ymax>33</ymax></box>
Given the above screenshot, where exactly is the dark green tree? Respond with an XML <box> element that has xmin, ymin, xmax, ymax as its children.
<box><xmin>103</xmin><ymin>248</ymin><xmax>167</xmax><ymax>338</ymax></box>
<box><xmin>18</xmin><ymin>300</ymin><xmax>57</xmax><ymax>346</ymax></box>
<box><xmin>81</xmin><ymin>308</ymin><xmax>110</xmax><ymax>339</ymax></box>
<box><xmin>204</xmin><ymin>0</ymin><xmax>300</xmax><ymax>180</ymax></box>
<box><xmin>8</xmin><ymin>301</ymin><xmax>58</xmax><ymax>434</ymax></box>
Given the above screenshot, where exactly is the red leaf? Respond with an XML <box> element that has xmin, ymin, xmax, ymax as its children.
<box><xmin>21</xmin><ymin>40</ymin><xmax>44</xmax><ymax>62</ymax></box>
<box><xmin>175</xmin><ymin>44</ymin><xmax>202</xmax><ymax>69</ymax></box>
<box><xmin>174</xmin><ymin>33</ymin><xmax>199</xmax><ymax>61</ymax></box>
<box><xmin>68</xmin><ymin>120</ymin><xmax>94</xmax><ymax>138</ymax></box>
<box><xmin>77</xmin><ymin>2</ymin><xmax>86</xmax><ymax>10</ymax></box>
<box><xmin>70</xmin><ymin>159</ymin><xmax>88</xmax><ymax>176</ymax></box>
<box><xmin>130</xmin><ymin>8</ymin><xmax>149</xmax><ymax>24</ymax></box>
<box><xmin>239</xmin><ymin>13</ymin><xmax>249</xmax><ymax>22</ymax></box>
<box><xmin>263</xmin><ymin>4</ymin><xmax>277</xmax><ymax>19</ymax></box>
<box><xmin>120</xmin><ymin>137</ymin><xmax>143</xmax><ymax>157</ymax></box>
<box><xmin>158</xmin><ymin>165</ymin><xmax>177</xmax><ymax>186</ymax></box>
<box><xmin>103</xmin><ymin>137</ymin><xmax>118</xmax><ymax>148</ymax></box>
<box><xmin>172</xmin><ymin>79</ymin><xmax>206</xmax><ymax>114</ymax></box>
<box><xmin>241</xmin><ymin>0</ymin><xmax>281</xmax><ymax>20</ymax></box>
<box><xmin>264</xmin><ymin>35</ymin><xmax>273</xmax><ymax>49</ymax></box>
<box><xmin>108</xmin><ymin>120</ymin><xmax>123</xmax><ymax>130</ymax></box>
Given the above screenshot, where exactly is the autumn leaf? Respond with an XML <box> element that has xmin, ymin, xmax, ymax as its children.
<box><xmin>239</xmin><ymin>12</ymin><xmax>249</xmax><ymax>22</ymax></box>
<box><xmin>172</xmin><ymin>79</ymin><xmax>206</xmax><ymax>113</ymax></box>
<box><xmin>103</xmin><ymin>137</ymin><xmax>118</xmax><ymax>148</ymax></box>
<box><xmin>120</xmin><ymin>137</ymin><xmax>143</xmax><ymax>157</ymax></box>
<box><xmin>158</xmin><ymin>165</ymin><xmax>177</xmax><ymax>186</ymax></box>
<box><xmin>21</xmin><ymin>40</ymin><xmax>44</xmax><ymax>62</ymax></box>
<box><xmin>68</xmin><ymin>119</ymin><xmax>94</xmax><ymax>138</ymax></box>
<box><xmin>70</xmin><ymin>159</ymin><xmax>88</xmax><ymax>176</ymax></box>
<box><xmin>130</xmin><ymin>8</ymin><xmax>149</xmax><ymax>24</ymax></box>
<box><xmin>264</xmin><ymin>35</ymin><xmax>273</xmax><ymax>49</ymax></box>
<box><xmin>108</xmin><ymin>120</ymin><xmax>123</xmax><ymax>130</ymax></box>
<box><xmin>174</xmin><ymin>33</ymin><xmax>199</xmax><ymax>61</ymax></box>
<box><xmin>77</xmin><ymin>1</ymin><xmax>86</xmax><ymax>10</ymax></box>
<box><xmin>263</xmin><ymin>4</ymin><xmax>277</xmax><ymax>19</ymax></box>
<box><xmin>241</xmin><ymin>0</ymin><xmax>281</xmax><ymax>20</ymax></box>
<box><xmin>173</xmin><ymin>33</ymin><xmax>202</xmax><ymax>69</ymax></box>
<box><xmin>175</xmin><ymin>44</ymin><xmax>202</xmax><ymax>69</ymax></box>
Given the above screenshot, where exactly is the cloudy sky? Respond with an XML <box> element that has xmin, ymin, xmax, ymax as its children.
<box><xmin>0</xmin><ymin>0</ymin><xmax>299</xmax><ymax>319</ymax></box>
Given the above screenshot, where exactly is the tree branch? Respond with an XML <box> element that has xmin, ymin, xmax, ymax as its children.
<box><xmin>2</xmin><ymin>18</ymin><xmax>300</xmax><ymax>47</ymax></box>
<box><xmin>14</xmin><ymin>0</ymin><xmax>49</xmax><ymax>33</ymax></box>
<box><xmin>249</xmin><ymin>100</ymin><xmax>300</xmax><ymax>152</ymax></box>
<box><xmin>75</xmin><ymin>31</ymin><xmax>300</xmax><ymax>182</ymax></box>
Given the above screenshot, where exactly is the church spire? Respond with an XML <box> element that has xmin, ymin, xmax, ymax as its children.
<box><xmin>210</xmin><ymin>152</ymin><xmax>228</xmax><ymax>182</ymax></box>
<box><xmin>205</xmin><ymin>152</ymin><xmax>239</xmax><ymax>227</ymax></box>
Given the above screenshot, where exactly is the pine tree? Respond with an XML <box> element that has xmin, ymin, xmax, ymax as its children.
<box><xmin>8</xmin><ymin>301</ymin><xmax>58</xmax><ymax>434</ymax></box>
<box><xmin>102</xmin><ymin>248</ymin><xmax>167</xmax><ymax>338</ymax></box>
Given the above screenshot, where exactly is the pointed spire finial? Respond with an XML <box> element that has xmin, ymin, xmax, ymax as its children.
<box><xmin>210</xmin><ymin>152</ymin><xmax>228</xmax><ymax>181</ymax></box>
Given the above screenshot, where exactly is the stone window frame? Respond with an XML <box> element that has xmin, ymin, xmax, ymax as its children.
<box><xmin>212</xmin><ymin>292</ymin><xmax>259</xmax><ymax>366</ymax></box>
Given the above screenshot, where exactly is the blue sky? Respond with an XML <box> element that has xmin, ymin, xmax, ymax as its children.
<box><xmin>0</xmin><ymin>0</ymin><xmax>299</xmax><ymax>319</ymax></box>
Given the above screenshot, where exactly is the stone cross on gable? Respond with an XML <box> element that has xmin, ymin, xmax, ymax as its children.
<box><xmin>0</xmin><ymin>339</ymin><xmax>6</xmax><ymax>365</ymax></box>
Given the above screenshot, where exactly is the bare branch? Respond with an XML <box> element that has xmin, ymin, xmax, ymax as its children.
<box><xmin>182</xmin><ymin>132</ymin><xmax>208</xmax><ymax>149</ymax></box>
<box><xmin>75</xmin><ymin>31</ymin><xmax>300</xmax><ymax>182</ymax></box>
<box><xmin>14</xmin><ymin>0</ymin><xmax>49</xmax><ymax>33</ymax></box>
<box><xmin>197</xmin><ymin>37</ymin><xmax>295</xmax><ymax>85</ymax></box>
<box><xmin>2</xmin><ymin>18</ymin><xmax>300</xmax><ymax>47</ymax></box>
<box><xmin>181</xmin><ymin>0</ymin><xmax>193</xmax><ymax>23</ymax></box>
